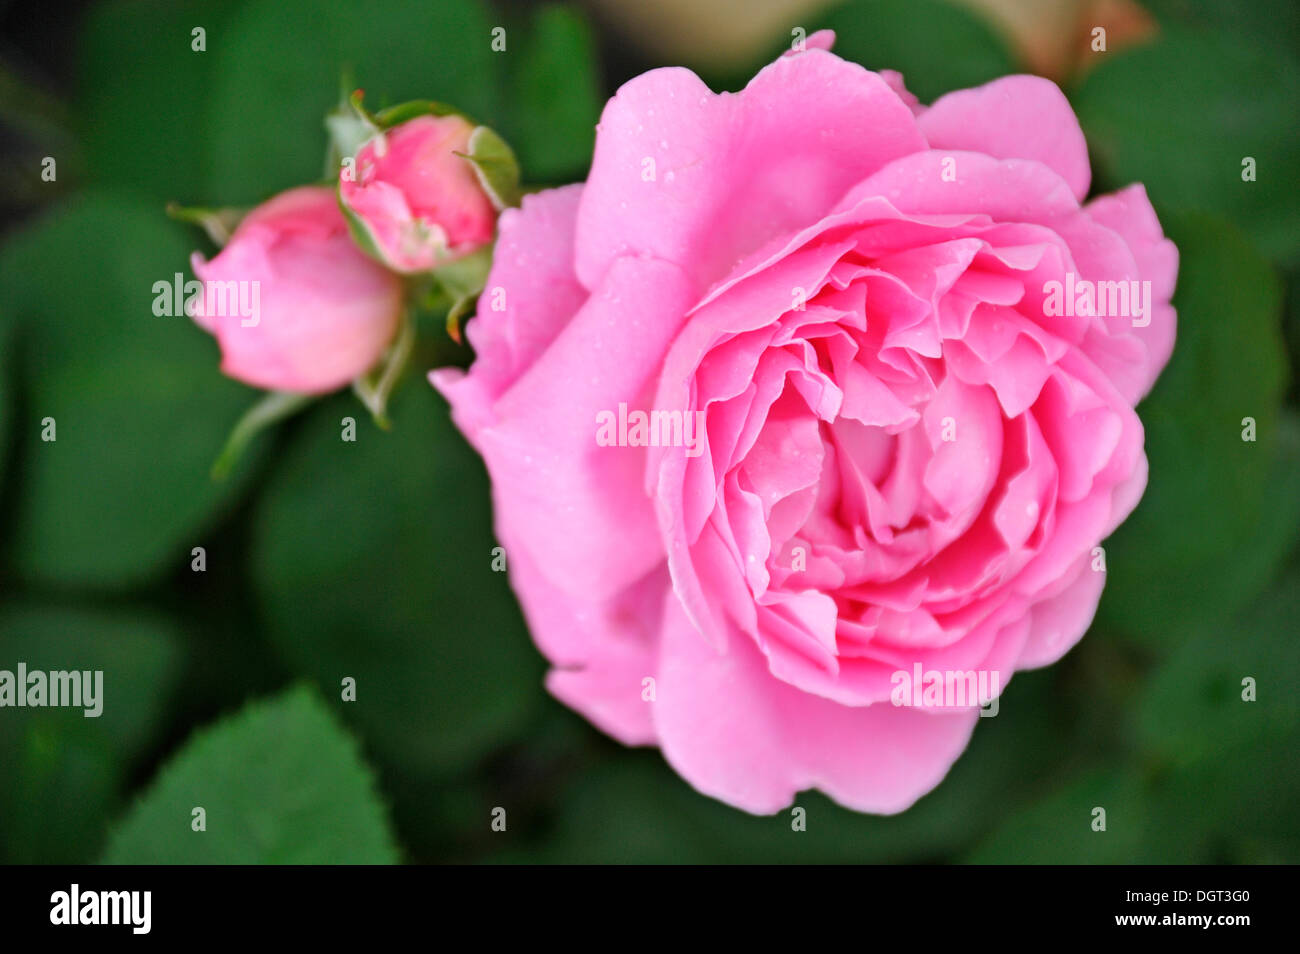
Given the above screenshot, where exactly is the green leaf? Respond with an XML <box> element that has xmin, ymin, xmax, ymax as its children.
<box><xmin>0</xmin><ymin>605</ymin><xmax>184</xmax><ymax>864</ymax></box>
<box><xmin>0</xmin><ymin>192</ymin><xmax>264</xmax><ymax>587</ymax></box>
<box><xmin>1140</xmin><ymin>0</ymin><xmax>1300</xmax><ymax>65</ymax></box>
<box><xmin>77</xmin><ymin>0</ymin><xmax>245</xmax><ymax>200</ymax></box>
<box><xmin>965</xmin><ymin>769</ymin><xmax>1153</xmax><ymax>863</ymax></box>
<box><xmin>1141</xmin><ymin>726</ymin><xmax>1300</xmax><ymax>863</ymax></box>
<box><xmin>1138</xmin><ymin>569</ymin><xmax>1300</xmax><ymax>771</ymax></box>
<box><xmin>494</xmin><ymin>4</ymin><xmax>602</xmax><ymax>183</ymax></box>
<box><xmin>1095</xmin><ymin>211</ymin><xmax>1289</xmax><ymax>648</ymax></box>
<box><xmin>967</xmin><ymin>732</ymin><xmax>1300</xmax><ymax>865</ymax></box>
<box><xmin>972</xmin><ymin>571</ymin><xmax>1300</xmax><ymax>865</ymax></box>
<box><xmin>1074</xmin><ymin>29</ymin><xmax>1300</xmax><ymax>263</ymax></box>
<box><xmin>251</xmin><ymin>380</ymin><xmax>544</xmax><ymax>782</ymax></box>
<box><xmin>102</xmin><ymin>685</ymin><xmax>399</xmax><ymax>864</ymax></box>
<box><xmin>813</xmin><ymin>0</ymin><xmax>1017</xmax><ymax>103</ymax></box>
<box><xmin>1125</xmin><ymin>573</ymin><xmax>1300</xmax><ymax>864</ymax></box>
<box><xmin>205</xmin><ymin>0</ymin><xmax>498</xmax><ymax>205</ymax></box>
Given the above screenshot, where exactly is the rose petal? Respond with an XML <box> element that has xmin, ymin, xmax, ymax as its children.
<box><xmin>575</xmin><ymin>50</ymin><xmax>926</xmax><ymax>292</ymax></box>
<box><xmin>473</xmin><ymin>255</ymin><xmax>695</xmax><ymax>602</ymax></box>
<box><xmin>918</xmin><ymin>75</ymin><xmax>1091</xmax><ymax>201</ymax></box>
<box><xmin>653</xmin><ymin>595</ymin><xmax>979</xmax><ymax>814</ymax></box>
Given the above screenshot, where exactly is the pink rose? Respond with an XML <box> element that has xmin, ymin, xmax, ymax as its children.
<box><xmin>339</xmin><ymin>114</ymin><xmax>498</xmax><ymax>273</ymax></box>
<box><xmin>434</xmin><ymin>38</ymin><xmax>1176</xmax><ymax>814</ymax></box>
<box><xmin>191</xmin><ymin>186</ymin><xmax>404</xmax><ymax>394</ymax></box>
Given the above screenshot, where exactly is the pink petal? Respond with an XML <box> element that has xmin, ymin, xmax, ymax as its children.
<box><xmin>879</xmin><ymin>69</ymin><xmax>926</xmax><ymax>117</ymax></box>
<box><xmin>653</xmin><ymin>595</ymin><xmax>980</xmax><ymax>814</ymax></box>
<box><xmin>575</xmin><ymin>50</ymin><xmax>927</xmax><ymax>292</ymax></box>
<box><xmin>522</xmin><ymin>558</ymin><xmax>670</xmax><ymax>747</ymax></box>
<box><xmin>1084</xmin><ymin>184</ymin><xmax>1179</xmax><ymax>402</ymax></box>
<box><xmin>1018</xmin><ymin>557</ymin><xmax>1106</xmax><ymax>668</ymax></box>
<box><xmin>434</xmin><ymin>185</ymin><xmax>587</xmax><ymax>437</ymax></box>
<box><xmin>918</xmin><ymin>75</ymin><xmax>1091</xmax><ymax>201</ymax></box>
<box><xmin>473</xmin><ymin>255</ymin><xmax>696</xmax><ymax>602</ymax></box>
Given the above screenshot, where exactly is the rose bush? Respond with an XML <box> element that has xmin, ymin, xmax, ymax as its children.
<box><xmin>433</xmin><ymin>34</ymin><xmax>1177</xmax><ymax>814</ymax></box>
<box><xmin>192</xmin><ymin>186</ymin><xmax>404</xmax><ymax>393</ymax></box>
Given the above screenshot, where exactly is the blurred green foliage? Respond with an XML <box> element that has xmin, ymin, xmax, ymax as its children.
<box><xmin>0</xmin><ymin>0</ymin><xmax>1296</xmax><ymax>864</ymax></box>
<box><xmin>1074</xmin><ymin>29</ymin><xmax>1300</xmax><ymax>262</ymax></box>
<box><xmin>0</xmin><ymin>605</ymin><xmax>183</xmax><ymax>863</ymax></box>
<box><xmin>819</xmin><ymin>0</ymin><xmax>1016</xmax><ymax>102</ymax></box>
<box><xmin>0</xmin><ymin>193</ymin><xmax>264</xmax><ymax>586</ymax></box>
<box><xmin>1094</xmin><ymin>211</ymin><xmax>1294</xmax><ymax>646</ymax></box>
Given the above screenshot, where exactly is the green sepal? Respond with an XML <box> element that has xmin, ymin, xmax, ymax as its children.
<box><xmin>372</xmin><ymin>99</ymin><xmax>470</xmax><ymax>129</ymax></box>
<box><xmin>351</xmin><ymin>312</ymin><xmax>416</xmax><ymax>429</ymax></box>
<box><xmin>456</xmin><ymin>126</ymin><xmax>522</xmax><ymax>210</ymax></box>
<box><xmin>324</xmin><ymin>84</ymin><xmax>382</xmax><ymax>180</ymax></box>
<box><xmin>445</xmin><ymin>293</ymin><xmax>475</xmax><ymax>344</ymax></box>
<box><xmin>165</xmin><ymin>202</ymin><xmax>247</xmax><ymax>246</ymax></box>
<box><xmin>336</xmin><ymin>187</ymin><xmax>394</xmax><ymax>266</ymax></box>
<box><xmin>428</xmin><ymin>244</ymin><xmax>493</xmax><ymax>342</ymax></box>
<box><xmin>212</xmin><ymin>391</ymin><xmax>315</xmax><ymax>480</ymax></box>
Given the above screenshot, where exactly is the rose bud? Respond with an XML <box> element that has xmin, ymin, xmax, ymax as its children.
<box><xmin>190</xmin><ymin>186</ymin><xmax>404</xmax><ymax>394</ymax></box>
<box><xmin>339</xmin><ymin>114</ymin><xmax>499</xmax><ymax>273</ymax></box>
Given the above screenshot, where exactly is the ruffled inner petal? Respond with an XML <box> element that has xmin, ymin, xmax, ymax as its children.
<box><xmin>651</xmin><ymin>160</ymin><xmax>1158</xmax><ymax>708</ymax></box>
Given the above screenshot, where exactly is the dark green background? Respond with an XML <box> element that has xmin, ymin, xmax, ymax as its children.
<box><xmin>0</xmin><ymin>0</ymin><xmax>1296</xmax><ymax>863</ymax></box>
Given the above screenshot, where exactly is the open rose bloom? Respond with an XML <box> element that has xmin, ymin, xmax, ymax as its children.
<box><xmin>434</xmin><ymin>35</ymin><xmax>1177</xmax><ymax>814</ymax></box>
